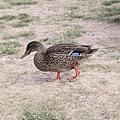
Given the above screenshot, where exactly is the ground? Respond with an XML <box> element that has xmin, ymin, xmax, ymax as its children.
<box><xmin>0</xmin><ymin>0</ymin><xmax>120</xmax><ymax>120</ymax></box>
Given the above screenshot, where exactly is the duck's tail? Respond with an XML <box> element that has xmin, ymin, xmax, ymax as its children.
<box><xmin>87</xmin><ymin>48</ymin><xmax>98</xmax><ymax>54</ymax></box>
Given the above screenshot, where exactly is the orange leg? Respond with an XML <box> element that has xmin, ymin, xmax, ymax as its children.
<box><xmin>68</xmin><ymin>66</ymin><xmax>79</xmax><ymax>82</ymax></box>
<box><xmin>47</xmin><ymin>72</ymin><xmax>60</xmax><ymax>82</ymax></box>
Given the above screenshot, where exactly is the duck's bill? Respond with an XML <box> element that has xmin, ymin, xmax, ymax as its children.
<box><xmin>20</xmin><ymin>51</ymin><xmax>29</xmax><ymax>59</ymax></box>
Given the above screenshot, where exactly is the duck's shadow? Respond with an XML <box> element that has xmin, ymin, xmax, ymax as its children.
<box><xmin>16</xmin><ymin>70</ymin><xmax>75</xmax><ymax>85</ymax></box>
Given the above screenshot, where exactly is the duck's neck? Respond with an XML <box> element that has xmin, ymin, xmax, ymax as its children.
<box><xmin>36</xmin><ymin>43</ymin><xmax>46</xmax><ymax>54</ymax></box>
<box><xmin>34</xmin><ymin>45</ymin><xmax>46</xmax><ymax>71</ymax></box>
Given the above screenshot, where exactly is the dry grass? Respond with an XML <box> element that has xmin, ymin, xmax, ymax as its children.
<box><xmin>45</xmin><ymin>25</ymin><xmax>85</xmax><ymax>44</ymax></box>
<box><xmin>3</xmin><ymin>31</ymin><xmax>35</xmax><ymax>40</ymax></box>
<box><xmin>0</xmin><ymin>0</ymin><xmax>120</xmax><ymax>120</ymax></box>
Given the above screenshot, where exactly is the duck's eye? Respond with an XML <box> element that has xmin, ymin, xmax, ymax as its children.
<box><xmin>27</xmin><ymin>50</ymin><xmax>31</xmax><ymax>54</ymax></box>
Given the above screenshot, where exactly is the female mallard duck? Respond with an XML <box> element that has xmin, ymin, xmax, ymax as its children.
<box><xmin>20</xmin><ymin>41</ymin><xmax>98</xmax><ymax>82</ymax></box>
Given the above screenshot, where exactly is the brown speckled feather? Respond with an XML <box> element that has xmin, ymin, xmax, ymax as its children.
<box><xmin>47</xmin><ymin>44</ymin><xmax>92</xmax><ymax>54</ymax></box>
<box><xmin>33</xmin><ymin>44</ymin><xmax>97</xmax><ymax>72</ymax></box>
<box><xmin>21</xmin><ymin>41</ymin><xmax>98</xmax><ymax>73</ymax></box>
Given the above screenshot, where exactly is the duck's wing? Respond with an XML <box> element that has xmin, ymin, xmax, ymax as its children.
<box><xmin>47</xmin><ymin>44</ymin><xmax>93</xmax><ymax>55</ymax></box>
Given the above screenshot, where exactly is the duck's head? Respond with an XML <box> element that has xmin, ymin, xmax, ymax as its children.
<box><xmin>20</xmin><ymin>41</ymin><xmax>46</xmax><ymax>59</ymax></box>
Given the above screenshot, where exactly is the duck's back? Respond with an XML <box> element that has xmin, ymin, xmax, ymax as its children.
<box><xmin>34</xmin><ymin>44</ymin><xmax>98</xmax><ymax>72</ymax></box>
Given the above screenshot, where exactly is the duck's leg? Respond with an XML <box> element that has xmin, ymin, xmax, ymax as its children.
<box><xmin>47</xmin><ymin>72</ymin><xmax>60</xmax><ymax>82</ymax></box>
<box><xmin>68</xmin><ymin>66</ymin><xmax>79</xmax><ymax>82</ymax></box>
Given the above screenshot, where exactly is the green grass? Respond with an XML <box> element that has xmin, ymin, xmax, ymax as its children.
<box><xmin>103</xmin><ymin>0</ymin><xmax>120</xmax><ymax>6</ymax></box>
<box><xmin>109</xmin><ymin>16</ymin><xmax>120</xmax><ymax>22</ymax></box>
<box><xmin>94</xmin><ymin>1</ymin><xmax>120</xmax><ymax>22</ymax></box>
<box><xmin>81</xmin><ymin>0</ymin><xmax>120</xmax><ymax>23</ymax></box>
<box><xmin>0</xmin><ymin>41</ymin><xmax>21</xmax><ymax>55</ymax></box>
<box><xmin>21</xmin><ymin>110</ymin><xmax>71</xmax><ymax>120</ymax></box>
<box><xmin>21</xmin><ymin>18</ymin><xmax>33</xmax><ymax>23</ymax></box>
<box><xmin>0</xmin><ymin>4</ymin><xmax>11</xmax><ymax>9</ymax></box>
<box><xmin>11</xmin><ymin>21</ymin><xmax>28</xmax><ymax>27</ymax></box>
<box><xmin>11</xmin><ymin>0</ymin><xmax>37</xmax><ymax>6</ymax></box>
<box><xmin>21</xmin><ymin>99</ymin><xmax>71</xmax><ymax>120</ymax></box>
<box><xmin>11</xmin><ymin>13</ymin><xmax>33</xmax><ymax>27</ymax></box>
<box><xmin>64</xmin><ymin>25</ymin><xmax>85</xmax><ymax>39</ymax></box>
<box><xmin>19</xmin><ymin>31</ymin><xmax>35</xmax><ymax>38</ymax></box>
<box><xmin>99</xmin><ymin>80</ymin><xmax>108</xmax><ymax>85</ymax></box>
<box><xmin>64</xmin><ymin>11</ymin><xmax>83</xmax><ymax>20</ymax></box>
<box><xmin>22</xmin><ymin>111</ymin><xmax>58</xmax><ymax>120</ymax></box>
<box><xmin>4</xmin><ymin>0</ymin><xmax>37</xmax><ymax>6</ymax></box>
<box><xmin>0</xmin><ymin>21</ymin><xmax>4</xmax><ymax>25</ymax></box>
<box><xmin>3</xmin><ymin>35</ymin><xmax>17</xmax><ymax>40</ymax></box>
<box><xmin>64</xmin><ymin>6</ymin><xmax>83</xmax><ymax>20</ymax></box>
<box><xmin>12</xmin><ymin>13</ymin><xmax>33</xmax><ymax>27</ymax></box>
<box><xmin>69</xmin><ymin>6</ymin><xmax>79</xmax><ymax>10</ymax></box>
<box><xmin>0</xmin><ymin>21</ymin><xmax>5</xmax><ymax>29</ymax></box>
<box><xmin>0</xmin><ymin>13</ymin><xmax>31</xmax><ymax>21</ymax></box>
<box><xmin>102</xmin><ymin>7</ymin><xmax>120</xmax><ymax>17</ymax></box>
<box><xmin>45</xmin><ymin>25</ymin><xmax>85</xmax><ymax>44</ymax></box>
<box><xmin>95</xmin><ymin>7</ymin><xmax>120</xmax><ymax>21</ymax></box>
<box><xmin>0</xmin><ymin>13</ymin><xmax>33</xmax><ymax>27</ymax></box>
<box><xmin>0</xmin><ymin>15</ymin><xmax>16</xmax><ymax>21</ymax></box>
<box><xmin>0</xmin><ymin>5</ymin><xmax>6</xmax><ymax>9</ymax></box>
<box><xmin>18</xmin><ymin>13</ymin><xmax>30</xmax><ymax>20</ymax></box>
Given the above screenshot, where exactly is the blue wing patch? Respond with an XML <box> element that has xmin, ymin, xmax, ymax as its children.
<box><xmin>70</xmin><ymin>51</ymin><xmax>80</xmax><ymax>56</ymax></box>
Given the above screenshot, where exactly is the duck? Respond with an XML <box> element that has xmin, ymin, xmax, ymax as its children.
<box><xmin>20</xmin><ymin>41</ymin><xmax>98</xmax><ymax>82</ymax></box>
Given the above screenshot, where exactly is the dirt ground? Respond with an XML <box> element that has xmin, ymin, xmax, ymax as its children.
<box><xmin>0</xmin><ymin>0</ymin><xmax>120</xmax><ymax>120</ymax></box>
